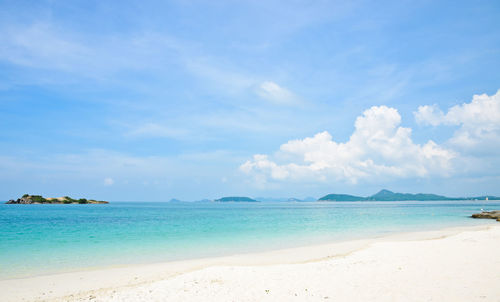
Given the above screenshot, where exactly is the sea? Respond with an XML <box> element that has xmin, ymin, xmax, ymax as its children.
<box><xmin>1</xmin><ymin>200</ymin><xmax>499</xmax><ymax>279</ymax></box>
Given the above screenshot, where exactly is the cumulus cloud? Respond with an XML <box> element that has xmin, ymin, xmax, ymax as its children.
<box><xmin>415</xmin><ymin>90</ymin><xmax>500</xmax><ymax>150</ymax></box>
<box><xmin>241</xmin><ymin>106</ymin><xmax>455</xmax><ymax>184</ymax></box>
<box><xmin>255</xmin><ymin>81</ymin><xmax>299</xmax><ymax>105</ymax></box>
<box><xmin>414</xmin><ymin>104</ymin><xmax>445</xmax><ymax>126</ymax></box>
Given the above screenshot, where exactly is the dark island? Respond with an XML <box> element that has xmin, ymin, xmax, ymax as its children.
<box><xmin>6</xmin><ymin>194</ymin><xmax>108</xmax><ymax>204</ymax></box>
<box><xmin>214</xmin><ymin>196</ymin><xmax>259</xmax><ymax>202</ymax></box>
<box><xmin>318</xmin><ymin>189</ymin><xmax>500</xmax><ymax>202</ymax></box>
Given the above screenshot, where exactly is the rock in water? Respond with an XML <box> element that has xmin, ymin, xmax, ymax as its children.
<box><xmin>471</xmin><ymin>211</ymin><xmax>500</xmax><ymax>222</ymax></box>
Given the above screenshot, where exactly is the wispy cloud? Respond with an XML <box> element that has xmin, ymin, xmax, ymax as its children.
<box><xmin>183</xmin><ymin>57</ymin><xmax>256</xmax><ymax>94</ymax></box>
<box><xmin>125</xmin><ymin>123</ymin><xmax>190</xmax><ymax>139</ymax></box>
<box><xmin>0</xmin><ymin>23</ymin><xmax>89</xmax><ymax>71</ymax></box>
<box><xmin>0</xmin><ymin>21</ymin><xmax>307</xmax><ymax>109</ymax></box>
<box><xmin>0</xmin><ymin>22</ymin><xmax>185</xmax><ymax>83</ymax></box>
<box><xmin>255</xmin><ymin>81</ymin><xmax>301</xmax><ymax>105</ymax></box>
<box><xmin>103</xmin><ymin>177</ymin><xmax>114</xmax><ymax>186</ymax></box>
<box><xmin>1</xmin><ymin>1</ymin><xmax>499</xmax><ymax>199</ymax></box>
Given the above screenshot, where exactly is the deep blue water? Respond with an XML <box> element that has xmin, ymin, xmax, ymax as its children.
<box><xmin>0</xmin><ymin>200</ymin><xmax>498</xmax><ymax>279</ymax></box>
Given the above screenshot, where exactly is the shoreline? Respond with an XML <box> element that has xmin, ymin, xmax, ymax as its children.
<box><xmin>1</xmin><ymin>219</ymin><xmax>493</xmax><ymax>281</ymax></box>
<box><xmin>1</xmin><ymin>222</ymin><xmax>498</xmax><ymax>301</ymax></box>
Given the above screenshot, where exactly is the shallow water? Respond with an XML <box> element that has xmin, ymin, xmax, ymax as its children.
<box><xmin>0</xmin><ymin>200</ymin><xmax>498</xmax><ymax>279</ymax></box>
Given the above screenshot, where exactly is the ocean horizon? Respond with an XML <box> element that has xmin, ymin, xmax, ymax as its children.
<box><xmin>1</xmin><ymin>200</ymin><xmax>498</xmax><ymax>280</ymax></box>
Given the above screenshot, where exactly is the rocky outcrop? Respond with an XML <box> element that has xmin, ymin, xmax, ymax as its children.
<box><xmin>5</xmin><ymin>194</ymin><xmax>108</xmax><ymax>204</ymax></box>
<box><xmin>6</xmin><ymin>195</ymin><xmax>45</xmax><ymax>204</ymax></box>
<box><xmin>6</xmin><ymin>197</ymin><xmax>32</xmax><ymax>204</ymax></box>
<box><xmin>471</xmin><ymin>211</ymin><xmax>500</xmax><ymax>222</ymax></box>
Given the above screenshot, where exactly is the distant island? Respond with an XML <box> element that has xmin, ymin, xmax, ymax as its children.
<box><xmin>168</xmin><ymin>198</ymin><xmax>211</xmax><ymax>203</ymax></box>
<box><xmin>6</xmin><ymin>194</ymin><xmax>108</xmax><ymax>204</ymax></box>
<box><xmin>214</xmin><ymin>196</ymin><xmax>259</xmax><ymax>202</ymax></box>
<box><xmin>255</xmin><ymin>197</ymin><xmax>317</xmax><ymax>202</ymax></box>
<box><xmin>168</xmin><ymin>198</ymin><xmax>184</xmax><ymax>203</ymax></box>
<box><xmin>318</xmin><ymin>189</ymin><xmax>500</xmax><ymax>201</ymax></box>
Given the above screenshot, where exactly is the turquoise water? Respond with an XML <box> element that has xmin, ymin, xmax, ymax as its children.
<box><xmin>1</xmin><ymin>201</ymin><xmax>498</xmax><ymax>279</ymax></box>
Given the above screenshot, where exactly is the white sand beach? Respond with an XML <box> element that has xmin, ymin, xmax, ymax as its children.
<box><xmin>2</xmin><ymin>224</ymin><xmax>499</xmax><ymax>302</ymax></box>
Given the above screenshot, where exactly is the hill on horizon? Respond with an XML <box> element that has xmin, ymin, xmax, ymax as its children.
<box><xmin>214</xmin><ymin>196</ymin><xmax>259</xmax><ymax>202</ymax></box>
<box><xmin>318</xmin><ymin>189</ymin><xmax>500</xmax><ymax>201</ymax></box>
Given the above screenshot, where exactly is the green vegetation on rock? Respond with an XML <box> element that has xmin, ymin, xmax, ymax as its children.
<box><xmin>318</xmin><ymin>189</ymin><xmax>500</xmax><ymax>201</ymax></box>
<box><xmin>6</xmin><ymin>195</ymin><xmax>108</xmax><ymax>204</ymax></box>
<box><xmin>317</xmin><ymin>194</ymin><xmax>365</xmax><ymax>201</ymax></box>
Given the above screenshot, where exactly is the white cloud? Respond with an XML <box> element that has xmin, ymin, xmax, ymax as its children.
<box><xmin>126</xmin><ymin>123</ymin><xmax>189</xmax><ymax>139</ymax></box>
<box><xmin>0</xmin><ymin>23</ymin><xmax>89</xmax><ymax>70</ymax></box>
<box><xmin>241</xmin><ymin>106</ymin><xmax>456</xmax><ymax>184</ymax></box>
<box><xmin>415</xmin><ymin>90</ymin><xmax>500</xmax><ymax>150</ymax></box>
<box><xmin>184</xmin><ymin>57</ymin><xmax>255</xmax><ymax>94</ymax></box>
<box><xmin>1</xmin><ymin>22</ymin><xmax>307</xmax><ymax>111</ymax></box>
<box><xmin>414</xmin><ymin>104</ymin><xmax>445</xmax><ymax>126</ymax></box>
<box><xmin>255</xmin><ymin>81</ymin><xmax>299</xmax><ymax>105</ymax></box>
<box><xmin>0</xmin><ymin>23</ymin><xmax>184</xmax><ymax>81</ymax></box>
<box><xmin>103</xmin><ymin>177</ymin><xmax>114</xmax><ymax>186</ymax></box>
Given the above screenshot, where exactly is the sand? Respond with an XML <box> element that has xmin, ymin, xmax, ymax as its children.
<box><xmin>1</xmin><ymin>224</ymin><xmax>499</xmax><ymax>302</ymax></box>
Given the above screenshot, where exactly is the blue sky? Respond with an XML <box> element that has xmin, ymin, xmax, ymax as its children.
<box><xmin>1</xmin><ymin>0</ymin><xmax>499</xmax><ymax>201</ymax></box>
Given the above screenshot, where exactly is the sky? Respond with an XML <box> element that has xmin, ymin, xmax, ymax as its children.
<box><xmin>1</xmin><ymin>0</ymin><xmax>500</xmax><ymax>201</ymax></box>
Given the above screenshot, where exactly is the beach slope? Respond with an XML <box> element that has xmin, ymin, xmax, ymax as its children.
<box><xmin>2</xmin><ymin>225</ymin><xmax>499</xmax><ymax>301</ymax></box>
